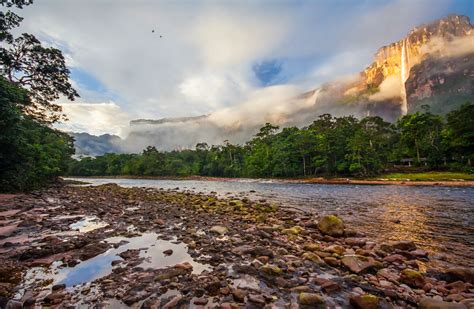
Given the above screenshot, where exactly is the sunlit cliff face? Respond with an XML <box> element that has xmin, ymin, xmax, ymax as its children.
<box><xmin>362</xmin><ymin>15</ymin><xmax>473</xmax><ymax>114</ymax></box>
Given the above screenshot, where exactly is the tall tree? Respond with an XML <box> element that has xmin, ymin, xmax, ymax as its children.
<box><xmin>0</xmin><ymin>0</ymin><xmax>78</xmax><ymax>123</ymax></box>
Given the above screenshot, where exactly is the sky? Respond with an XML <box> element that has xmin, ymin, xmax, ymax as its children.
<box><xmin>15</xmin><ymin>0</ymin><xmax>474</xmax><ymax>136</ymax></box>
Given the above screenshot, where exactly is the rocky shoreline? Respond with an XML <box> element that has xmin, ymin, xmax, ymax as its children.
<box><xmin>0</xmin><ymin>184</ymin><xmax>473</xmax><ymax>308</ymax></box>
<box><xmin>66</xmin><ymin>176</ymin><xmax>474</xmax><ymax>188</ymax></box>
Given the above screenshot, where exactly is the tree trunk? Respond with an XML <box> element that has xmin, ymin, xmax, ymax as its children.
<box><xmin>303</xmin><ymin>156</ymin><xmax>306</xmax><ymax>176</ymax></box>
<box><xmin>415</xmin><ymin>139</ymin><xmax>420</xmax><ymax>162</ymax></box>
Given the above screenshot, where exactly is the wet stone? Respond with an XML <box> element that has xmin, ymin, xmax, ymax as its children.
<box><xmin>298</xmin><ymin>292</ymin><xmax>324</xmax><ymax>305</ymax></box>
<box><xmin>349</xmin><ymin>294</ymin><xmax>380</xmax><ymax>309</ymax></box>
<box><xmin>419</xmin><ymin>297</ymin><xmax>468</xmax><ymax>309</ymax></box>
<box><xmin>248</xmin><ymin>293</ymin><xmax>265</xmax><ymax>304</ymax></box>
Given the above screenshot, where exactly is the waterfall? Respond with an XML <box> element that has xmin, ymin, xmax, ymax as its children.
<box><xmin>400</xmin><ymin>39</ymin><xmax>408</xmax><ymax>114</ymax></box>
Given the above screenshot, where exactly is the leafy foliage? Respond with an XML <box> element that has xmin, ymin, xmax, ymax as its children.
<box><xmin>0</xmin><ymin>77</ymin><xmax>74</xmax><ymax>191</ymax></box>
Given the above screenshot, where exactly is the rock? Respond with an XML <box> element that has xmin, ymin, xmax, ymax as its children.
<box><xmin>193</xmin><ymin>297</ymin><xmax>209</xmax><ymax>305</ymax></box>
<box><xmin>209</xmin><ymin>225</ymin><xmax>228</xmax><ymax>235</ymax></box>
<box><xmin>248</xmin><ymin>293</ymin><xmax>265</xmax><ymax>304</ymax></box>
<box><xmin>324</xmin><ymin>244</ymin><xmax>345</xmax><ymax>255</ymax></box>
<box><xmin>320</xmin><ymin>280</ymin><xmax>341</xmax><ymax>294</ymax></box>
<box><xmin>419</xmin><ymin>297</ymin><xmax>467</xmax><ymax>309</ymax></box>
<box><xmin>302</xmin><ymin>252</ymin><xmax>324</xmax><ymax>264</ymax></box>
<box><xmin>391</xmin><ymin>240</ymin><xmax>417</xmax><ymax>251</ymax></box>
<box><xmin>400</xmin><ymin>269</ymin><xmax>425</xmax><ymax>288</ymax></box>
<box><xmin>298</xmin><ymin>292</ymin><xmax>324</xmax><ymax>305</ymax></box>
<box><xmin>411</xmin><ymin>249</ymin><xmax>429</xmax><ymax>258</ymax></box>
<box><xmin>345</xmin><ymin>238</ymin><xmax>366</xmax><ymax>247</ymax></box>
<box><xmin>156</xmin><ymin>267</ymin><xmax>189</xmax><ymax>280</ymax></box>
<box><xmin>163</xmin><ymin>249</ymin><xmax>173</xmax><ymax>256</ymax></box>
<box><xmin>232</xmin><ymin>245</ymin><xmax>273</xmax><ymax>257</ymax></box>
<box><xmin>51</xmin><ymin>283</ymin><xmax>66</xmax><ymax>291</ymax></box>
<box><xmin>341</xmin><ymin>255</ymin><xmax>382</xmax><ymax>274</ymax></box>
<box><xmin>175</xmin><ymin>262</ymin><xmax>193</xmax><ymax>271</ymax></box>
<box><xmin>318</xmin><ymin>215</ymin><xmax>344</xmax><ymax>237</ymax></box>
<box><xmin>162</xmin><ymin>295</ymin><xmax>183</xmax><ymax>309</ymax></box>
<box><xmin>5</xmin><ymin>300</ymin><xmax>22</xmax><ymax>309</ymax></box>
<box><xmin>282</xmin><ymin>226</ymin><xmax>303</xmax><ymax>235</ymax></box>
<box><xmin>232</xmin><ymin>288</ymin><xmax>247</xmax><ymax>302</ymax></box>
<box><xmin>303</xmin><ymin>243</ymin><xmax>320</xmax><ymax>252</ymax></box>
<box><xmin>445</xmin><ymin>268</ymin><xmax>474</xmax><ymax>284</ymax></box>
<box><xmin>43</xmin><ymin>292</ymin><xmax>65</xmax><ymax>305</ymax></box>
<box><xmin>291</xmin><ymin>286</ymin><xmax>313</xmax><ymax>293</ymax></box>
<box><xmin>383</xmin><ymin>254</ymin><xmax>406</xmax><ymax>263</ymax></box>
<box><xmin>460</xmin><ymin>299</ymin><xmax>474</xmax><ymax>309</ymax></box>
<box><xmin>232</xmin><ymin>275</ymin><xmax>261</xmax><ymax>291</ymax></box>
<box><xmin>324</xmin><ymin>256</ymin><xmax>340</xmax><ymax>267</ymax></box>
<box><xmin>349</xmin><ymin>294</ymin><xmax>380</xmax><ymax>309</ymax></box>
<box><xmin>205</xmin><ymin>281</ymin><xmax>222</xmax><ymax>295</ymax></box>
<box><xmin>260</xmin><ymin>264</ymin><xmax>283</xmax><ymax>276</ymax></box>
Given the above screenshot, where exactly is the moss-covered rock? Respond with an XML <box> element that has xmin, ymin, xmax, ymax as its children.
<box><xmin>302</xmin><ymin>252</ymin><xmax>324</xmax><ymax>264</ymax></box>
<box><xmin>318</xmin><ymin>215</ymin><xmax>344</xmax><ymax>237</ymax></box>
<box><xmin>400</xmin><ymin>269</ymin><xmax>425</xmax><ymax>288</ymax></box>
<box><xmin>282</xmin><ymin>226</ymin><xmax>303</xmax><ymax>235</ymax></box>
<box><xmin>298</xmin><ymin>292</ymin><xmax>324</xmax><ymax>305</ymax></box>
<box><xmin>350</xmin><ymin>294</ymin><xmax>380</xmax><ymax>309</ymax></box>
<box><xmin>260</xmin><ymin>264</ymin><xmax>283</xmax><ymax>276</ymax></box>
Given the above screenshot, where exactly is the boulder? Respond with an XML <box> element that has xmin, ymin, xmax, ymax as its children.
<box><xmin>318</xmin><ymin>215</ymin><xmax>344</xmax><ymax>237</ymax></box>
<box><xmin>419</xmin><ymin>297</ymin><xmax>467</xmax><ymax>309</ymax></box>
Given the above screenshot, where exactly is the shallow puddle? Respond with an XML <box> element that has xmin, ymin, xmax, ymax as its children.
<box><xmin>69</xmin><ymin>216</ymin><xmax>109</xmax><ymax>233</ymax></box>
<box><xmin>15</xmin><ymin>232</ymin><xmax>211</xmax><ymax>300</ymax></box>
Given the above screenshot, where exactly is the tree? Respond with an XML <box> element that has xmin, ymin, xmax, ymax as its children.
<box><xmin>445</xmin><ymin>103</ymin><xmax>474</xmax><ymax>165</ymax></box>
<box><xmin>0</xmin><ymin>1</ymin><xmax>77</xmax><ymax>191</ymax></box>
<box><xmin>0</xmin><ymin>1</ymin><xmax>79</xmax><ymax>123</ymax></box>
<box><xmin>395</xmin><ymin>111</ymin><xmax>444</xmax><ymax>166</ymax></box>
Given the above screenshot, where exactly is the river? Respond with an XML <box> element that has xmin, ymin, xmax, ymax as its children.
<box><xmin>66</xmin><ymin>177</ymin><xmax>474</xmax><ymax>270</ymax></box>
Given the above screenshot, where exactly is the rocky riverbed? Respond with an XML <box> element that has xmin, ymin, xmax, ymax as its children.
<box><xmin>0</xmin><ymin>184</ymin><xmax>473</xmax><ymax>308</ymax></box>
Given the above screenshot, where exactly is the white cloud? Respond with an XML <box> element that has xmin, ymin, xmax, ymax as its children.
<box><xmin>369</xmin><ymin>76</ymin><xmax>403</xmax><ymax>101</ymax></box>
<box><xmin>55</xmin><ymin>102</ymin><xmax>130</xmax><ymax>137</ymax></box>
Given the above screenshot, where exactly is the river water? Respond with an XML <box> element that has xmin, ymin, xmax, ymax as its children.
<box><xmin>66</xmin><ymin>177</ymin><xmax>474</xmax><ymax>269</ymax></box>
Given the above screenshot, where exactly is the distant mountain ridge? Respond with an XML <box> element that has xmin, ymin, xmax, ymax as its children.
<box><xmin>130</xmin><ymin>115</ymin><xmax>208</xmax><ymax>126</ymax></box>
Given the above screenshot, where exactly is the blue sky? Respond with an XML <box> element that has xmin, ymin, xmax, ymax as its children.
<box><xmin>17</xmin><ymin>0</ymin><xmax>474</xmax><ymax>135</ymax></box>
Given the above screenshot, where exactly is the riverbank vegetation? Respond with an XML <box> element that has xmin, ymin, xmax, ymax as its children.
<box><xmin>68</xmin><ymin>103</ymin><xmax>473</xmax><ymax>179</ymax></box>
<box><xmin>379</xmin><ymin>172</ymin><xmax>474</xmax><ymax>181</ymax></box>
<box><xmin>0</xmin><ymin>1</ymin><xmax>77</xmax><ymax>191</ymax></box>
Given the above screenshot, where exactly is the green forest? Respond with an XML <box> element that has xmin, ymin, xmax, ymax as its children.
<box><xmin>68</xmin><ymin>103</ymin><xmax>474</xmax><ymax>179</ymax></box>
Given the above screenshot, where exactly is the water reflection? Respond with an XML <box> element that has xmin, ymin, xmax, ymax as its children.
<box><xmin>15</xmin><ymin>232</ymin><xmax>211</xmax><ymax>299</ymax></box>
